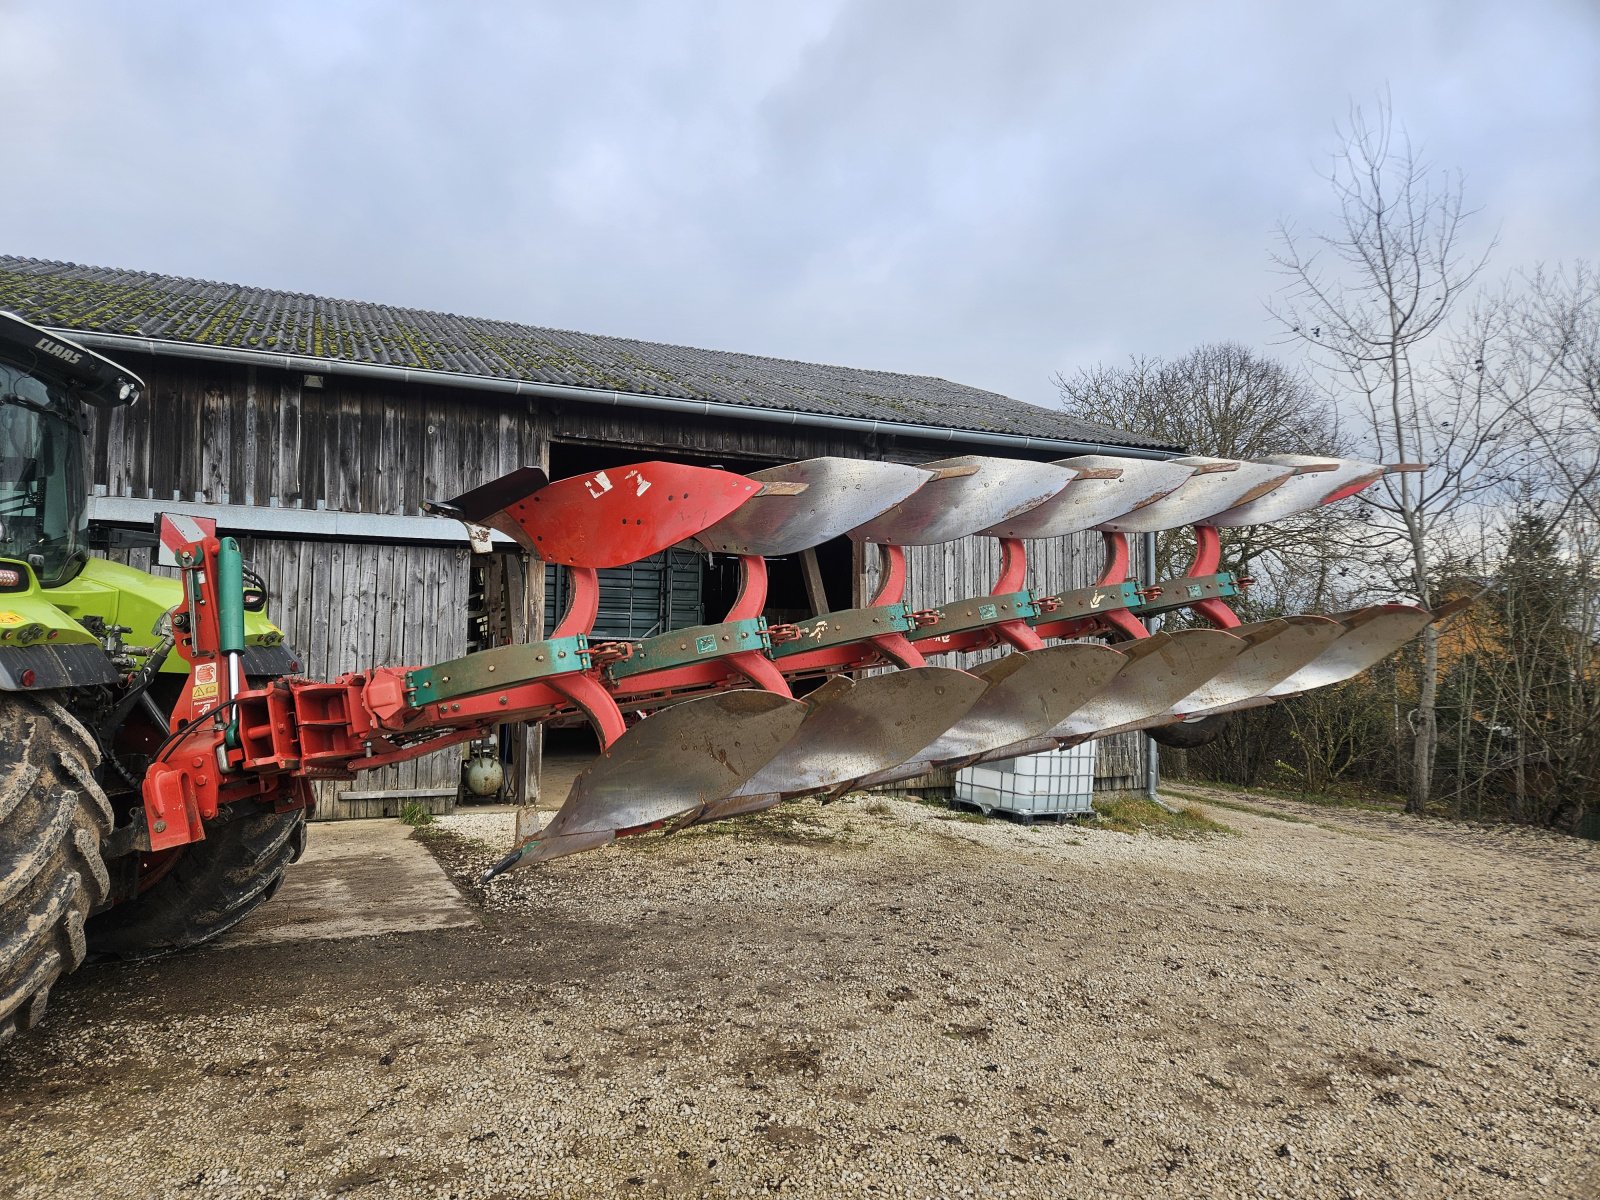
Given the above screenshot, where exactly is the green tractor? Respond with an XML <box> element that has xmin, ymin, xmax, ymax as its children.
<box><xmin>1</xmin><ymin>312</ymin><xmax>304</xmax><ymax>1044</ymax></box>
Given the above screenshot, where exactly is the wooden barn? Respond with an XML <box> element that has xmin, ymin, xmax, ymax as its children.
<box><xmin>0</xmin><ymin>256</ymin><xmax>1178</xmax><ymax>816</ymax></box>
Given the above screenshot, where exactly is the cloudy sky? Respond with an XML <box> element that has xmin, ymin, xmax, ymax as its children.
<box><xmin>2</xmin><ymin>0</ymin><xmax>1595</xmax><ymax>409</ymax></box>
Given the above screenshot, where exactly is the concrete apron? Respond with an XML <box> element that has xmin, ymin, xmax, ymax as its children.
<box><xmin>216</xmin><ymin>819</ymin><xmax>478</xmax><ymax>948</ymax></box>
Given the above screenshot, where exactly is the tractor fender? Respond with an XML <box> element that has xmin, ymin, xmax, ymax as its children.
<box><xmin>0</xmin><ymin>643</ymin><xmax>120</xmax><ymax>691</ymax></box>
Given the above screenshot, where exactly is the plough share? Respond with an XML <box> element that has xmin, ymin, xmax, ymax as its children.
<box><xmin>138</xmin><ymin>450</ymin><xmax>1449</xmax><ymax>875</ymax></box>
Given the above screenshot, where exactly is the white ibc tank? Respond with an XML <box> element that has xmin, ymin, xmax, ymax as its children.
<box><xmin>954</xmin><ymin>741</ymin><xmax>1098</xmax><ymax>817</ymax></box>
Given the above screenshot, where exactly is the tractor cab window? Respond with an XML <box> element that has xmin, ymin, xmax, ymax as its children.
<box><xmin>0</xmin><ymin>363</ymin><xmax>89</xmax><ymax>586</ymax></box>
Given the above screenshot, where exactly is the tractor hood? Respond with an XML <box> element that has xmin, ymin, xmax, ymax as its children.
<box><xmin>1</xmin><ymin>555</ymin><xmax>290</xmax><ymax>680</ymax></box>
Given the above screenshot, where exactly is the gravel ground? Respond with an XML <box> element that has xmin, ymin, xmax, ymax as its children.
<box><xmin>2</xmin><ymin>789</ymin><xmax>1596</xmax><ymax>1199</ymax></box>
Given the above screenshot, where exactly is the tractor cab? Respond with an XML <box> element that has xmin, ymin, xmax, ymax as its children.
<box><xmin>0</xmin><ymin>312</ymin><xmax>143</xmax><ymax>586</ymax></box>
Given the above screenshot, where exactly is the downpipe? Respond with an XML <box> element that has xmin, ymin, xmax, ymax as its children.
<box><xmin>1141</xmin><ymin>530</ymin><xmax>1181</xmax><ymax>815</ymax></box>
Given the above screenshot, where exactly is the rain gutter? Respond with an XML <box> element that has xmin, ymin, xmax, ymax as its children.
<box><xmin>57</xmin><ymin>329</ymin><xmax>1183</xmax><ymax>461</ymax></box>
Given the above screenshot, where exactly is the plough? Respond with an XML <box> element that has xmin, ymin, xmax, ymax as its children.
<box><xmin>2</xmin><ymin>313</ymin><xmax>1471</xmax><ymax>1047</ymax></box>
<box><xmin>137</xmin><ymin>447</ymin><xmax>1447</xmax><ymax>877</ymax></box>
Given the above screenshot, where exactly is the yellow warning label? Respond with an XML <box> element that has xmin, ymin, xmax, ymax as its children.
<box><xmin>191</xmin><ymin>661</ymin><xmax>220</xmax><ymax>702</ymax></box>
<box><xmin>0</xmin><ymin>612</ymin><xmax>23</xmax><ymax>625</ymax></box>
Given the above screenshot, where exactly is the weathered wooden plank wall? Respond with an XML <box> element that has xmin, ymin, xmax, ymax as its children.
<box><xmin>88</xmin><ymin>362</ymin><xmax>548</xmax><ymax>513</ymax></box>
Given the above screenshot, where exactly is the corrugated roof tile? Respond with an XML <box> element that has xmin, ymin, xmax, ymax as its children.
<box><xmin>0</xmin><ymin>256</ymin><xmax>1170</xmax><ymax>449</ymax></box>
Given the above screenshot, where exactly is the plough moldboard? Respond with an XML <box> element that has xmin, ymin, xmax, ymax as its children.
<box><xmin>138</xmin><ymin>451</ymin><xmax>1446</xmax><ymax>875</ymax></box>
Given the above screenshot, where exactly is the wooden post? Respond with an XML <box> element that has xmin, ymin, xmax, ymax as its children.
<box><xmin>504</xmin><ymin>550</ymin><xmax>542</xmax><ymax>812</ymax></box>
<box><xmin>514</xmin><ymin>431</ymin><xmax>550</xmax><ymax>844</ymax></box>
<box><xmin>800</xmin><ymin>546</ymin><xmax>829</xmax><ymax>617</ymax></box>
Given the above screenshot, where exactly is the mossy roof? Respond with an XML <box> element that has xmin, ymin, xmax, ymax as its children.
<box><xmin>0</xmin><ymin>256</ymin><xmax>1168</xmax><ymax>449</ymax></box>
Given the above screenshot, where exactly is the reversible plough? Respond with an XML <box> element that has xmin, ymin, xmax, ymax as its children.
<box><xmin>140</xmin><ymin>451</ymin><xmax>1450</xmax><ymax>876</ymax></box>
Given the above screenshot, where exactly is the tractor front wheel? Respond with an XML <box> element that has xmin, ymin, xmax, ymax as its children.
<box><xmin>86</xmin><ymin>803</ymin><xmax>307</xmax><ymax>960</ymax></box>
<box><xmin>0</xmin><ymin>694</ymin><xmax>113</xmax><ymax>1046</ymax></box>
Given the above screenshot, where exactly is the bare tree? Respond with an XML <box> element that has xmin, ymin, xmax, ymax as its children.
<box><xmin>1467</xmin><ymin>267</ymin><xmax>1600</xmax><ymax>830</ymax></box>
<box><xmin>1054</xmin><ymin>342</ymin><xmax>1358</xmax><ymax>590</ymax></box>
<box><xmin>1055</xmin><ymin>342</ymin><xmax>1339</xmax><ymax>459</ymax></box>
<box><xmin>1485</xmin><ymin>264</ymin><xmax>1600</xmax><ymax>523</ymax></box>
<box><xmin>1269</xmin><ymin>101</ymin><xmax>1515</xmax><ymax>813</ymax></box>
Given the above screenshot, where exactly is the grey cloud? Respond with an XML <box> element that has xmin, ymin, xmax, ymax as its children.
<box><xmin>1</xmin><ymin>0</ymin><xmax>1595</xmax><ymax>410</ymax></box>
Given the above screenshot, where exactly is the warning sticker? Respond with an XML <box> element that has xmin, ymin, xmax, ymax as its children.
<box><xmin>0</xmin><ymin>612</ymin><xmax>23</xmax><ymax>625</ymax></box>
<box><xmin>190</xmin><ymin>661</ymin><xmax>220</xmax><ymax>702</ymax></box>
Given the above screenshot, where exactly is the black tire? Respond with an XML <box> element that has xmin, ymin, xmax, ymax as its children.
<box><xmin>1148</xmin><ymin>714</ymin><xmax>1230</xmax><ymax>750</ymax></box>
<box><xmin>0</xmin><ymin>694</ymin><xmax>113</xmax><ymax>1046</ymax></box>
<box><xmin>86</xmin><ymin>804</ymin><xmax>307</xmax><ymax>960</ymax></box>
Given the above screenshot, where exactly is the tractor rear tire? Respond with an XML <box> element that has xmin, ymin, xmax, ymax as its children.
<box><xmin>86</xmin><ymin>804</ymin><xmax>307</xmax><ymax>960</ymax></box>
<box><xmin>0</xmin><ymin>694</ymin><xmax>113</xmax><ymax>1047</ymax></box>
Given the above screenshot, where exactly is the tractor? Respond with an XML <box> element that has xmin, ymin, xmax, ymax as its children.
<box><xmin>0</xmin><ymin>311</ymin><xmax>301</xmax><ymax>1044</ymax></box>
<box><xmin>0</xmin><ymin>314</ymin><xmax>1451</xmax><ymax>1048</ymax></box>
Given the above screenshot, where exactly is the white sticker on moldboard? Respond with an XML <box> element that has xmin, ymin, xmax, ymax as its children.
<box><xmin>584</xmin><ymin>470</ymin><xmax>613</xmax><ymax>499</ymax></box>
